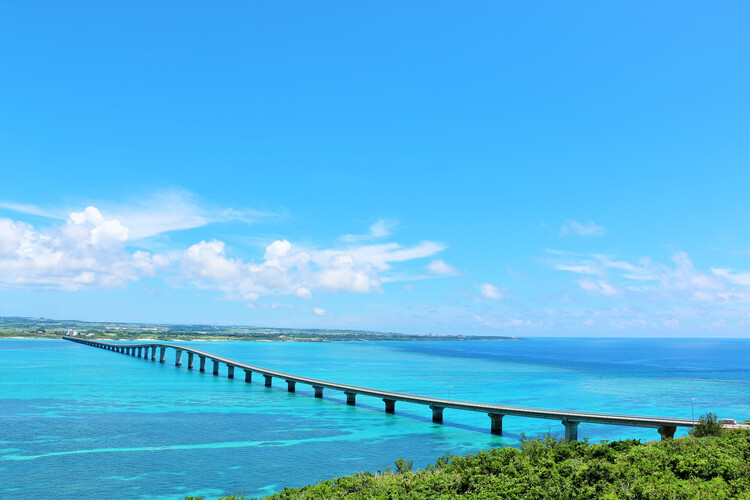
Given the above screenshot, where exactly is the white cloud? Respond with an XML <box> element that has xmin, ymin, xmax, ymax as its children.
<box><xmin>545</xmin><ymin>249</ymin><xmax>750</xmax><ymax>311</ymax></box>
<box><xmin>314</xmin><ymin>307</ymin><xmax>326</xmax><ymax>316</ymax></box>
<box><xmin>663</xmin><ymin>318</ymin><xmax>680</xmax><ymax>329</ymax></box>
<box><xmin>1</xmin><ymin>189</ymin><xmax>278</xmax><ymax>242</ymax></box>
<box><xmin>180</xmin><ymin>238</ymin><xmax>445</xmax><ymax>301</ymax></box>
<box><xmin>560</xmin><ymin>220</ymin><xmax>606</xmax><ymax>237</ymax></box>
<box><xmin>712</xmin><ymin>268</ymin><xmax>750</xmax><ymax>286</ymax></box>
<box><xmin>0</xmin><ymin>207</ymin><xmax>169</xmax><ymax>290</ymax></box>
<box><xmin>555</xmin><ymin>264</ymin><xmax>600</xmax><ymax>275</ymax></box>
<box><xmin>479</xmin><ymin>283</ymin><xmax>503</xmax><ymax>300</ymax></box>
<box><xmin>340</xmin><ymin>219</ymin><xmax>398</xmax><ymax>243</ymax></box>
<box><xmin>427</xmin><ymin>259</ymin><xmax>460</xmax><ymax>276</ymax></box>
<box><xmin>578</xmin><ymin>279</ymin><xmax>618</xmax><ymax>296</ymax></box>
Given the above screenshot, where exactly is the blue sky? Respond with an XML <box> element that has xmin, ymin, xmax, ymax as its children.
<box><xmin>1</xmin><ymin>2</ymin><xmax>749</xmax><ymax>336</ymax></box>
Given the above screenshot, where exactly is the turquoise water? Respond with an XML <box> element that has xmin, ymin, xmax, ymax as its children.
<box><xmin>1</xmin><ymin>338</ymin><xmax>748</xmax><ymax>499</ymax></box>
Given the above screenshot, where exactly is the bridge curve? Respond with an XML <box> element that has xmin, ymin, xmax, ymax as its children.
<box><xmin>64</xmin><ymin>336</ymin><xmax>713</xmax><ymax>441</ymax></box>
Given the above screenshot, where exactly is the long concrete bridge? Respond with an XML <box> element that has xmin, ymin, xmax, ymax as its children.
<box><xmin>64</xmin><ymin>336</ymin><xmax>708</xmax><ymax>441</ymax></box>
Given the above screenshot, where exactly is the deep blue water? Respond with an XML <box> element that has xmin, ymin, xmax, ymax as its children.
<box><xmin>1</xmin><ymin>338</ymin><xmax>748</xmax><ymax>499</ymax></box>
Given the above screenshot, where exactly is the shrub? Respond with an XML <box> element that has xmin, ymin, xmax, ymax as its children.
<box><xmin>690</xmin><ymin>412</ymin><xmax>723</xmax><ymax>437</ymax></box>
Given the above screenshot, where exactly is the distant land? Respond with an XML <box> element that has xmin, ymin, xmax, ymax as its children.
<box><xmin>0</xmin><ymin>316</ymin><xmax>518</xmax><ymax>342</ymax></box>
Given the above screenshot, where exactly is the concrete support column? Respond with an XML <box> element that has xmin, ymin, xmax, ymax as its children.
<box><xmin>562</xmin><ymin>419</ymin><xmax>579</xmax><ymax>442</ymax></box>
<box><xmin>430</xmin><ymin>405</ymin><xmax>444</xmax><ymax>423</ymax></box>
<box><xmin>286</xmin><ymin>380</ymin><xmax>296</xmax><ymax>392</ymax></box>
<box><xmin>264</xmin><ymin>374</ymin><xmax>273</xmax><ymax>387</ymax></box>
<box><xmin>151</xmin><ymin>347</ymin><xmax>156</xmax><ymax>361</ymax></box>
<box><xmin>383</xmin><ymin>398</ymin><xmax>396</xmax><ymax>414</ymax></box>
<box><xmin>199</xmin><ymin>356</ymin><xmax>206</xmax><ymax>372</ymax></box>
<box><xmin>175</xmin><ymin>349</ymin><xmax>183</xmax><ymax>367</ymax></box>
<box><xmin>489</xmin><ymin>413</ymin><xmax>505</xmax><ymax>435</ymax></box>
<box><xmin>227</xmin><ymin>365</ymin><xmax>235</xmax><ymax>379</ymax></box>
<box><xmin>658</xmin><ymin>425</ymin><xmax>676</xmax><ymax>441</ymax></box>
<box><xmin>244</xmin><ymin>369</ymin><xmax>252</xmax><ymax>383</ymax></box>
<box><xmin>212</xmin><ymin>360</ymin><xmax>220</xmax><ymax>375</ymax></box>
<box><xmin>187</xmin><ymin>352</ymin><xmax>194</xmax><ymax>370</ymax></box>
<box><xmin>313</xmin><ymin>385</ymin><xmax>324</xmax><ymax>398</ymax></box>
<box><xmin>142</xmin><ymin>346</ymin><xmax>148</xmax><ymax>357</ymax></box>
<box><xmin>159</xmin><ymin>347</ymin><xmax>166</xmax><ymax>363</ymax></box>
<box><xmin>137</xmin><ymin>347</ymin><xmax>142</xmax><ymax>358</ymax></box>
<box><xmin>345</xmin><ymin>391</ymin><xmax>356</xmax><ymax>406</ymax></box>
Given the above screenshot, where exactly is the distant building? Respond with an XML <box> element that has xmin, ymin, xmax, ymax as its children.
<box><xmin>66</xmin><ymin>329</ymin><xmax>79</xmax><ymax>336</ymax></box>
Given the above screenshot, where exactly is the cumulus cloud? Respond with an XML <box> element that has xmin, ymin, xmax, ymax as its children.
<box><xmin>180</xmin><ymin>238</ymin><xmax>445</xmax><ymax>301</ymax></box>
<box><xmin>559</xmin><ymin>220</ymin><xmax>606</xmax><ymax>237</ymax></box>
<box><xmin>427</xmin><ymin>259</ymin><xmax>460</xmax><ymax>276</ymax></box>
<box><xmin>314</xmin><ymin>307</ymin><xmax>326</xmax><ymax>316</ymax></box>
<box><xmin>0</xmin><ymin>207</ymin><xmax>169</xmax><ymax>290</ymax></box>
<box><xmin>479</xmin><ymin>283</ymin><xmax>504</xmax><ymax>300</ymax></box>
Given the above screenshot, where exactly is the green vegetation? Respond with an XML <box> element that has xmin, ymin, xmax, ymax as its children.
<box><xmin>0</xmin><ymin>316</ymin><xmax>516</xmax><ymax>342</ymax></box>
<box><xmin>189</xmin><ymin>429</ymin><xmax>750</xmax><ymax>499</ymax></box>
<box><xmin>690</xmin><ymin>412</ymin><xmax>724</xmax><ymax>438</ymax></box>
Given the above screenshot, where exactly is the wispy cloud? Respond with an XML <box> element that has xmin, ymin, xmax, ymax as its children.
<box><xmin>544</xmin><ymin>248</ymin><xmax>750</xmax><ymax>308</ymax></box>
<box><xmin>340</xmin><ymin>219</ymin><xmax>398</xmax><ymax>243</ymax></box>
<box><xmin>479</xmin><ymin>282</ymin><xmax>504</xmax><ymax>300</ymax></box>
<box><xmin>427</xmin><ymin>259</ymin><xmax>460</xmax><ymax>276</ymax></box>
<box><xmin>0</xmin><ymin>202</ymin><xmax>63</xmax><ymax>220</ymax></box>
<box><xmin>0</xmin><ymin>188</ymin><xmax>279</xmax><ymax>241</ymax></box>
<box><xmin>559</xmin><ymin>220</ymin><xmax>606</xmax><ymax>237</ymax></box>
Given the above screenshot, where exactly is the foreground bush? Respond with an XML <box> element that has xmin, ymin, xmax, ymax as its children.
<box><xmin>263</xmin><ymin>430</ymin><xmax>750</xmax><ymax>499</ymax></box>
<box><xmin>690</xmin><ymin>412</ymin><xmax>724</xmax><ymax>438</ymax></box>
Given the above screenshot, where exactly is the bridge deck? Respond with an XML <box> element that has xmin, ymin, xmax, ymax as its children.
<box><xmin>63</xmin><ymin>336</ymin><xmax>707</xmax><ymax>432</ymax></box>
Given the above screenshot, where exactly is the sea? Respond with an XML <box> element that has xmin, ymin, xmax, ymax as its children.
<box><xmin>1</xmin><ymin>337</ymin><xmax>748</xmax><ymax>499</ymax></box>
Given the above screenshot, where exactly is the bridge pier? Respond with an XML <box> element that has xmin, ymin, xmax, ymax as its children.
<box><xmin>264</xmin><ymin>374</ymin><xmax>273</xmax><ymax>387</ymax></box>
<box><xmin>159</xmin><ymin>346</ymin><xmax>166</xmax><ymax>363</ymax></box>
<box><xmin>138</xmin><ymin>347</ymin><xmax>143</xmax><ymax>358</ymax></box>
<box><xmin>227</xmin><ymin>365</ymin><xmax>235</xmax><ymax>379</ymax></box>
<box><xmin>175</xmin><ymin>349</ymin><xmax>183</xmax><ymax>366</ymax></box>
<box><xmin>345</xmin><ymin>391</ymin><xmax>356</xmax><ymax>406</ymax></box>
<box><xmin>142</xmin><ymin>346</ymin><xmax>148</xmax><ymax>358</ymax></box>
<box><xmin>151</xmin><ymin>347</ymin><xmax>156</xmax><ymax>360</ymax></box>
<box><xmin>199</xmin><ymin>356</ymin><xmax>206</xmax><ymax>372</ymax></box>
<box><xmin>286</xmin><ymin>380</ymin><xmax>296</xmax><ymax>392</ymax></box>
<box><xmin>430</xmin><ymin>405</ymin><xmax>444</xmax><ymax>423</ymax></box>
<box><xmin>658</xmin><ymin>425</ymin><xmax>677</xmax><ymax>441</ymax></box>
<box><xmin>244</xmin><ymin>369</ymin><xmax>252</xmax><ymax>382</ymax></box>
<box><xmin>383</xmin><ymin>398</ymin><xmax>396</xmax><ymax>414</ymax></box>
<box><xmin>187</xmin><ymin>352</ymin><xmax>194</xmax><ymax>370</ymax></box>
<box><xmin>212</xmin><ymin>360</ymin><xmax>219</xmax><ymax>375</ymax></box>
<box><xmin>562</xmin><ymin>418</ymin><xmax>580</xmax><ymax>441</ymax></box>
<box><xmin>313</xmin><ymin>385</ymin><xmax>324</xmax><ymax>398</ymax></box>
<box><xmin>489</xmin><ymin>413</ymin><xmax>505</xmax><ymax>435</ymax></box>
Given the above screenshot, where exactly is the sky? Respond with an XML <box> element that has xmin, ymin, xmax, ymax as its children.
<box><xmin>1</xmin><ymin>2</ymin><xmax>749</xmax><ymax>337</ymax></box>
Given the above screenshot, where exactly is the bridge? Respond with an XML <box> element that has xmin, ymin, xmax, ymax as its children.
<box><xmin>64</xmin><ymin>336</ymin><xmax>710</xmax><ymax>441</ymax></box>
